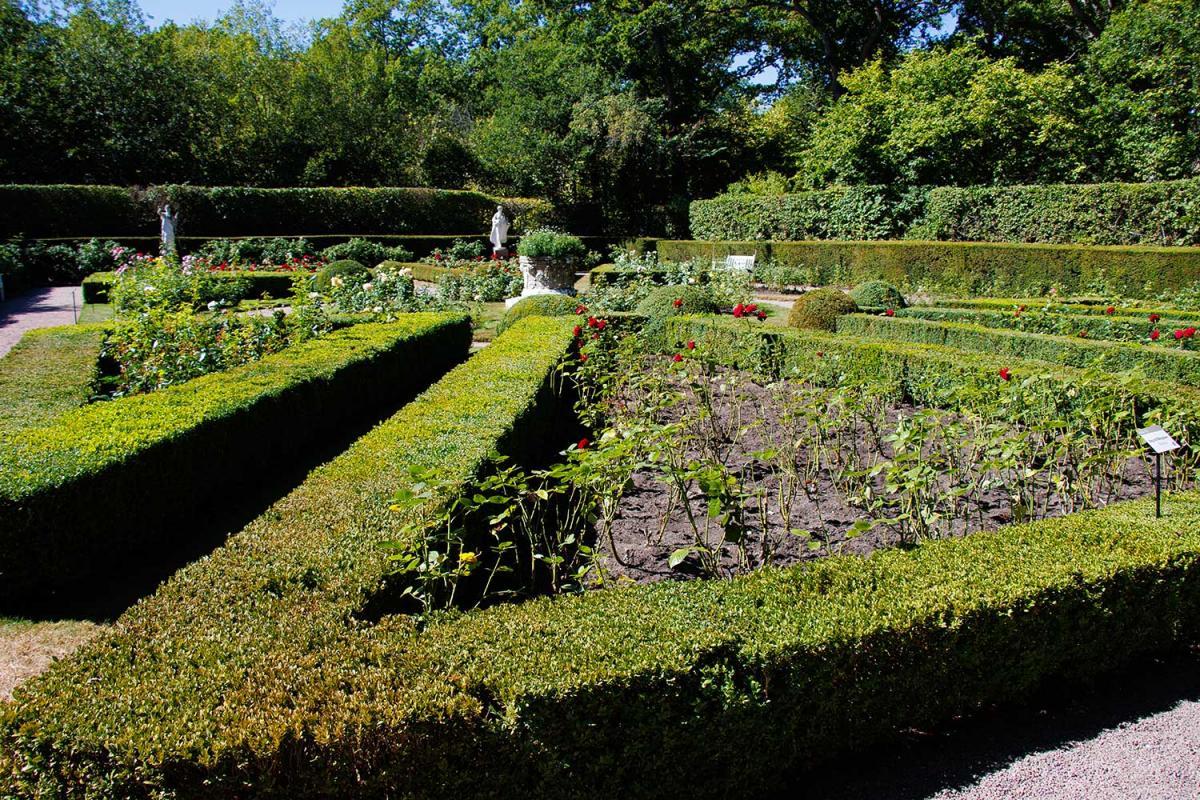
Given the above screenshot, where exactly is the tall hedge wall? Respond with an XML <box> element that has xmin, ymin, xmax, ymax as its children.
<box><xmin>0</xmin><ymin>185</ymin><xmax>555</xmax><ymax>239</ymax></box>
<box><xmin>655</xmin><ymin>239</ymin><xmax>1200</xmax><ymax>296</ymax></box>
<box><xmin>690</xmin><ymin>178</ymin><xmax>1200</xmax><ymax>246</ymax></box>
<box><xmin>688</xmin><ymin>186</ymin><xmax>902</xmax><ymax>241</ymax></box>
<box><xmin>0</xmin><ymin>313</ymin><xmax>470</xmax><ymax>602</ymax></box>
<box><xmin>915</xmin><ymin>179</ymin><xmax>1200</xmax><ymax>246</ymax></box>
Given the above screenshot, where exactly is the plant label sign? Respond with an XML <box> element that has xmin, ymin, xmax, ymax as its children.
<box><xmin>1136</xmin><ymin>425</ymin><xmax>1181</xmax><ymax>454</ymax></box>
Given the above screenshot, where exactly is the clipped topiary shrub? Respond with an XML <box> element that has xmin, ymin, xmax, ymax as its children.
<box><xmin>850</xmin><ymin>279</ymin><xmax>906</xmax><ymax>309</ymax></box>
<box><xmin>499</xmin><ymin>294</ymin><xmax>580</xmax><ymax>333</ymax></box>
<box><xmin>788</xmin><ymin>287</ymin><xmax>858</xmax><ymax>331</ymax></box>
<box><xmin>315</xmin><ymin>259</ymin><xmax>369</xmax><ymax>292</ymax></box>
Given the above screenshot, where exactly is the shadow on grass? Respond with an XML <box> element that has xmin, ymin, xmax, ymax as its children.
<box><xmin>770</xmin><ymin>647</ymin><xmax>1200</xmax><ymax>800</ymax></box>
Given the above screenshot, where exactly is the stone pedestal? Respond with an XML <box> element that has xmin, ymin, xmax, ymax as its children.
<box><xmin>506</xmin><ymin>256</ymin><xmax>577</xmax><ymax>308</ymax></box>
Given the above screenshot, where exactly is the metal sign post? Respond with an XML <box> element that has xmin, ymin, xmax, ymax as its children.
<box><xmin>1136</xmin><ymin>425</ymin><xmax>1181</xmax><ymax>518</ymax></box>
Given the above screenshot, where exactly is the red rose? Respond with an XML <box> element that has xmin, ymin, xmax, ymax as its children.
<box><xmin>596</xmin><ymin>319</ymin><xmax>607</xmax><ymax>331</ymax></box>
<box><xmin>592</xmin><ymin>332</ymin><xmax>600</xmax><ymax>340</ymax></box>
<box><xmin>673</xmin><ymin>298</ymin><xmax>683</xmax><ymax>308</ymax></box>
<box><xmin>575</xmin><ymin>305</ymin><xmax>587</xmax><ymax>315</ymax></box>
<box><xmin>745</xmin><ymin>303</ymin><xmax>758</xmax><ymax>313</ymax></box>
<box><xmin>1151</xmin><ymin>329</ymin><xmax>1161</xmax><ymax>341</ymax></box>
<box><xmin>686</xmin><ymin>340</ymin><xmax>696</xmax><ymax>350</ymax></box>
<box><xmin>1018</xmin><ymin>305</ymin><xmax>1027</xmax><ymax>312</ymax></box>
<box><xmin>573</xmin><ymin>325</ymin><xmax>582</xmax><ymax>337</ymax></box>
<box><xmin>1187</xmin><ymin>327</ymin><xmax>1198</xmax><ymax>338</ymax></box>
<box><xmin>885</xmin><ymin>308</ymin><xmax>895</xmax><ymax>316</ymax></box>
<box><xmin>579</xmin><ymin>353</ymin><xmax>588</xmax><ymax>362</ymax></box>
<box><xmin>757</xmin><ymin>310</ymin><xmax>767</xmax><ymax>320</ymax></box>
<box><xmin>588</xmin><ymin>316</ymin><xmax>598</xmax><ymax>329</ymax></box>
<box><xmin>1175</xmin><ymin>329</ymin><xmax>1185</xmax><ymax>340</ymax></box>
<box><xmin>1150</xmin><ymin>313</ymin><xmax>1161</xmax><ymax>323</ymax></box>
<box><xmin>577</xmin><ymin>438</ymin><xmax>589</xmax><ymax>450</ymax></box>
<box><xmin>816</xmin><ymin>351</ymin><xmax>824</xmax><ymax>358</ymax></box>
<box><xmin>732</xmin><ymin>303</ymin><xmax>744</xmax><ymax>318</ymax></box>
<box><xmin>672</xmin><ymin>353</ymin><xmax>683</xmax><ymax>362</ymax></box>
<box><xmin>999</xmin><ymin>367</ymin><xmax>1012</xmax><ymax>382</ymax></box>
<box><xmin>1105</xmin><ymin>306</ymin><xmax>1115</xmax><ymax>315</ymax></box>
<box><xmin>1078</xmin><ymin>330</ymin><xmax>1087</xmax><ymax>338</ymax></box>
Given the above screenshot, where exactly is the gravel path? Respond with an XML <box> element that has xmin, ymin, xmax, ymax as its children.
<box><xmin>0</xmin><ymin>286</ymin><xmax>81</xmax><ymax>357</ymax></box>
<box><xmin>776</xmin><ymin>650</ymin><xmax>1200</xmax><ymax>800</ymax></box>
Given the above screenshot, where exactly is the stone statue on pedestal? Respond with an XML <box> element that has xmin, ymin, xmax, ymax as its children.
<box><xmin>489</xmin><ymin>206</ymin><xmax>510</xmax><ymax>257</ymax></box>
<box><xmin>159</xmin><ymin>205</ymin><xmax>178</xmax><ymax>255</ymax></box>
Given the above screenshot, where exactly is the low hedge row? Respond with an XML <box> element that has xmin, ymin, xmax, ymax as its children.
<box><xmin>0</xmin><ymin>313</ymin><xmax>470</xmax><ymax>601</ymax></box>
<box><xmin>663</xmin><ymin>316</ymin><xmax>1200</xmax><ymax>441</ymax></box>
<box><xmin>897</xmin><ymin>306</ymin><xmax>1198</xmax><ymax>345</ymax></box>
<box><xmin>0</xmin><ymin>315</ymin><xmax>580</xmax><ymax>797</ymax></box>
<box><xmin>654</xmin><ymin>239</ymin><xmax>1200</xmax><ymax>296</ymax></box>
<box><xmin>7</xmin><ymin>315</ymin><xmax>1200</xmax><ymax>798</ymax></box>
<box><xmin>929</xmin><ymin>296</ymin><xmax>1198</xmax><ymax>318</ymax></box>
<box><xmin>837</xmin><ymin>313</ymin><xmax>1200</xmax><ymax>387</ymax></box>
<box><xmin>691</xmin><ymin>178</ymin><xmax>1200</xmax><ymax>246</ymax></box>
<box><xmin>81</xmin><ymin>270</ymin><xmax>302</xmax><ymax>304</ymax></box>
<box><xmin>0</xmin><ymin>185</ymin><xmax>555</xmax><ymax>239</ymax></box>
<box><xmin>0</xmin><ymin>325</ymin><xmax>107</xmax><ymax>432</ymax></box>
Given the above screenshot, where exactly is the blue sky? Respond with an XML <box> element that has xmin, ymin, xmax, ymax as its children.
<box><xmin>139</xmin><ymin>0</ymin><xmax>342</xmax><ymax>26</ymax></box>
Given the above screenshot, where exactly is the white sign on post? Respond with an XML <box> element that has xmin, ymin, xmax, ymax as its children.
<box><xmin>1136</xmin><ymin>425</ymin><xmax>1181</xmax><ymax>454</ymax></box>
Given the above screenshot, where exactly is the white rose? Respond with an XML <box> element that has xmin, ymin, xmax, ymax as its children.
<box><xmin>330</xmin><ymin>276</ymin><xmax>344</xmax><ymax>288</ymax></box>
<box><xmin>362</xmin><ymin>282</ymin><xmax>375</xmax><ymax>292</ymax></box>
<box><xmin>372</xmin><ymin>306</ymin><xmax>383</xmax><ymax>313</ymax></box>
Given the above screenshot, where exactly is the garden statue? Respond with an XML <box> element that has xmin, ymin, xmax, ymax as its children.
<box><xmin>489</xmin><ymin>206</ymin><xmax>510</xmax><ymax>257</ymax></box>
<box><xmin>159</xmin><ymin>204</ymin><xmax>178</xmax><ymax>255</ymax></box>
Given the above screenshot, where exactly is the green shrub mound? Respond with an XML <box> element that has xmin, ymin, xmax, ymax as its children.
<box><xmin>851</xmin><ymin>279</ymin><xmax>905</xmax><ymax>309</ymax></box>
<box><xmin>82</xmin><ymin>270</ymin><xmax>300</xmax><ymax>305</ymax></box>
<box><xmin>517</xmin><ymin>229</ymin><xmax>587</xmax><ymax>260</ymax></box>
<box><xmin>0</xmin><ymin>324</ymin><xmax>107</xmax><ymax>432</ymax></box>
<box><xmin>0</xmin><ymin>317</ymin><xmax>579</xmax><ymax>797</ymax></box>
<box><xmin>655</xmin><ymin>239</ymin><xmax>1200</xmax><ymax>297</ymax></box>
<box><xmin>314</xmin><ymin>259</ymin><xmax>369</xmax><ymax>292</ymax></box>
<box><xmin>499</xmin><ymin>293</ymin><xmax>581</xmax><ymax>333</ymax></box>
<box><xmin>689</xmin><ymin>177</ymin><xmax>1200</xmax><ymax>246</ymax></box>
<box><xmin>0</xmin><ymin>185</ymin><xmax>555</xmax><ymax>238</ymax></box>
<box><xmin>0</xmin><ymin>314</ymin><xmax>470</xmax><ymax>600</ymax></box>
<box><xmin>196</xmin><ymin>236</ymin><xmax>318</xmax><ymax>265</ymax></box>
<box><xmin>788</xmin><ymin>287</ymin><xmax>858</xmax><ymax>330</ymax></box>
<box><xmin>837</xmin><ymin>314</ymin><xmax>1200</xmax><ymax>387</ymax></box>
<box><xmin>321</xmin><ymin>238</ymin><xmax>414</xmax><ymax>267</ymax></box>
<box><xmin>635</xmin><ymin>284</ymin><xmax>719</xmax><ymax>347</ymax></box>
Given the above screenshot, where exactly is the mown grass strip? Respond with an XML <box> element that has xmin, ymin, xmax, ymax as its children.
<box><xmin>0</xmin><ymin>324</ymin><xmax>106</xmax><ymax>432</ymax></box>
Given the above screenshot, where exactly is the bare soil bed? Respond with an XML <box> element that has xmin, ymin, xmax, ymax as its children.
<box><xmin>600</xmin><ymin>365</ymin><xmax>1158</xmax><ymax>583</ymax></box>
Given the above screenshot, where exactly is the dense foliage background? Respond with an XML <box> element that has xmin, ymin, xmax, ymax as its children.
<box><xmin>2</xmin><ymin>0</ymin><xmax>1197</xmax><ymax>233</ymax></box>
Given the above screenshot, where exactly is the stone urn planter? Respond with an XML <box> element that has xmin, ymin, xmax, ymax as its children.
<box><xmin>505</xmin><ymin>230</ymin><xmax>587</xmax><ymax>308</ymax></box>
<box><xmin>518</xmin><ymin>255</ymin><xmax>577</xmax><ymax>298</ymax></box>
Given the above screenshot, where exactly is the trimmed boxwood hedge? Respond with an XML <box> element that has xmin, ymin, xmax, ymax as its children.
<box><xmin>81</xmin><ymin>269</ymin><xmax>303</xmax><ymax>304</ymax></box>
<box><xmin>662</xmin><ymin>316</ymin><xmax>1200</xmax><ymax>440</ymax></box>
<box><xmin>897</xmin><ymin>306</ymin><xmax>1199</xmax><ymax>345</ymax></box>
<box><xmin>928</xmin><ymin>296</ymin><xmax>1198</xmax><ymax>318</ymax></box>
<box><xmin>0</xmin><ymin>324</ymin><xmax>107</xmax><ymax>432</ymax></box>
<box><xmin>0</xmin><ymin>313</ymin><xmax>470</xmax><ymax>601</ymax></box>
<box><xmin>6</xmin><ymin>314</ymin><xmax>1200</xmax><ymax>799</ymax></box>
<box><xmin>0</xmin><ymin>316</ymin><xmax>580</xmax><ymax>796</ymax></box>
<box><xmin>655</xmin><ymin>239</ymin><xmax>1200</xmax><ymax>297</ymax></box>
<box><xmin>837</xmin><ymin>313</ymin><xmax>1200</xmax><ymax>387</ymax></box>
<box><xmin>0</xmin><ymin>185</ymin><xmax>554</xmax><ymax>239</ymax></box>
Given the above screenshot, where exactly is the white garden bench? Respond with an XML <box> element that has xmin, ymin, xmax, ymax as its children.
<box><xmin>723</xmin><ymin>254</ymin><xmax>756</xmax><ymax>272</ymax></box>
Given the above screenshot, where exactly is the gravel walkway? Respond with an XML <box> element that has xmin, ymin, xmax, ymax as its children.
<box><xmin>776</xmin><ymin>650</ymin><xmax>1200</xmax><ymax>800</ymax></box>
<box><xmin>0</xmin><ymin>286</ymin><xmax>81</xmax><ymax>357</ymax></box>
